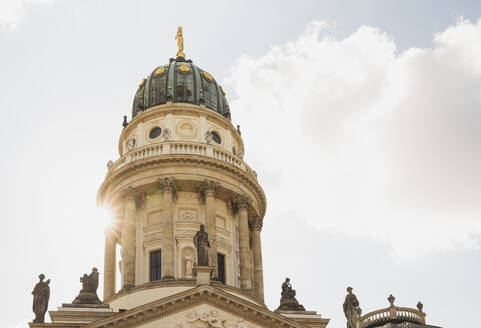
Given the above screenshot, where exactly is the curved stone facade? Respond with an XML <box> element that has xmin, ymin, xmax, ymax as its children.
<box><xmin>98</xmin><ymin>102</ymin><xmax>266</xmax><ymax>304</ymax></box>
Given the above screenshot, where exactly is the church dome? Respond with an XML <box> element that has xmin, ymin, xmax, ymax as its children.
<box><xmin>132</xmin><ymin>57</ymin><xmax>231</xmax><ymax>120</ymax></box>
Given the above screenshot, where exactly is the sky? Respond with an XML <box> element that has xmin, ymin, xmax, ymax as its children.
<box><xmin>1</xmin><ymin>1</ymin><xmax>481</xmax><ymax>328</ymax></box>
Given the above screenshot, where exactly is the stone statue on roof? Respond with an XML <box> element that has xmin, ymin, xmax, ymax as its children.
<box><xmin>32</xmin><ymin>274</ymin><xmax>50</xmax><ymax>323</ymax></box>
<box><xmin>73</xmin><ymin>267</ymin><xmax>101</xmax><ymax>304</ymax></box>
<box><xmin>276</xmin><ymin>278</ymin><xmax>305</xmax><ymax>311</ymax></box>
<box><xmin>343</xmin><ymin>287</ymin><xmax>362</xmax><ymax>328</ymax></box>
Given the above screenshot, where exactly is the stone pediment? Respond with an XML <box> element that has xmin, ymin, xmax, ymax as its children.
<box><xmin>84</xmin><ymin>285</ymin><xmax>324</xmax><ymax>328</ymax></box>
<box><xmin>176</xmin><ymin>230</ymin><xmax>196</xmax><ymax>241</ymax></box>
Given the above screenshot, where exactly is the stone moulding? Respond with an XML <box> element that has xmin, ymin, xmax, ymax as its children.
<box><xmin>88</xmin><ymin>286</ymin><xmax>312</xmax><ymax>328</ymax></box>
<box><xmin>97</xmin><ymin>155</ymin><xmax>266</xmax><ymax>218</ymax></box>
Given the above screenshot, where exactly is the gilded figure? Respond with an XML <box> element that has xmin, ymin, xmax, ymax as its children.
<box><xmin>175</xmin><ymin>26</ymin><xmax>186</xmax><ymax>58</ymax></box>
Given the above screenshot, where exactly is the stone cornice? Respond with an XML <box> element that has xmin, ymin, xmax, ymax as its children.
<box><xmin>87</xmin><ymin>285</ymin><xmax>310</xmax><ymax>328</ymax></box>
<box><xmin>97</xmin><ymin>155</ymin><xmax>266</xmax><ymax>218</ymax></box>
<box><xmin>103</xmin><ymin>280</ymin><xmax>264</xmax><ymax>306</ymax></box>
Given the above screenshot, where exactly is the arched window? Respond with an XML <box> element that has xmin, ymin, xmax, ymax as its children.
<box><xmin>150</xmin><ymin>250</ymin><xmax>162</xmax><ymax>281</ymax></box>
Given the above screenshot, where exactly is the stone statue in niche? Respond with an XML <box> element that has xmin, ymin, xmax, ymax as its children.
<box><xmin>126</xmin><ymin>138</ymin><xmax>136</xmax><ymax>151</ymax></box>
<box><xmin>72</xmin><ymin>267</ymin><xmax>101</xmax><ymax>304</ymax></box>
<box><xmin>276</xmin><ymin>277</ymin><xmax>305</xmax><ymax>311</ymax></box>
<box><xmin>162</xmin><ymin>128</ymin><xmax>171</xmax><ymax>141</ymax></box>
<box><xmin>205</xmin><ymin>131</ymin><xmax>213</xmax><ymax>144</ymax></box>
<box><xmin>193</xmin><ymin>224</ymin><xmax>210</xmax><ymax>266</ymax></box>
<box><xmin>237</xmin><ymin>148</ymin><xmax>244</xmax><ymax>159</ymax></box>
<box><xmin>184</xmin><ymin>250</ymin><xmax>194</xmax><ymax>278</ymax></box>
<box><xmin>343</xmin><ymin>287</ymin><xmax>362</xmax><ymax>328</ymax></box>
<box><xmin>32</xmin><ymin>274</ymin><xmax>50</xmax><ymax>323</ymax></box>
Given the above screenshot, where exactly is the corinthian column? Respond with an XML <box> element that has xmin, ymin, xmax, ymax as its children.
<box><xmin>103</xmin><ymin>228</ymin><xmax>116</xmax><ymax>300</ymax></box>
<box><xmin>250</xmin><ymin>217</ymin><xmax>264</xmax><ymax>301</ymax></box>
<box><xmin>159</xmin><ymin>178</ymin><xmax>176</xmax><ymax>280</ymax></box>
<box><xmin>200</xmin><ymin>180</ymin><xmax>219</xmax><ymax>279</ymax></box>
<box><xmin>120</xmin><ymin>187</ymin><xmax>139</xmax><ymax>289</ymax></box>
<box><xmin>236</xmin><ymin>196</ymin><xmax>253</xmax><ymax>290</ymax></box>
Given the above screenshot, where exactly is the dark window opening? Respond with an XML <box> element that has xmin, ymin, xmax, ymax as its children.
<box><xmin>150</xmin><ymin>250</ymin><xmax>162</xmax><ymax>281</ymax></box>
<box><xmin>150</xmin><ymin>76</ymin><xmax>167</xmax><ymax>106</ymax></box>
<box><xmin>211</xmin><ymin>131</ymin><xmax>221</xmax><ymax>144</ymax></box>
<box><xmin>149</xmin><ymin>127</ymin><xmax>162</xmax><ymax>139</ymax></box>
<box><xmin>175</xmin><ymin>72</ymin><xmax>194</xmax><ymax>102</ymax></box>
<box><xmin>176</xmin><ymin>83</ymin><xmax>193</xmax><ymax>101</ymax></box>
<box><xmin>203</xmin><ymin>84</ymin><xmax>218</xmax><ymax>109</ymax></box>
<box><xmin>217</xmin><ymin>253</ymin><xmax>226</xmax><ymax>284</ymax></box>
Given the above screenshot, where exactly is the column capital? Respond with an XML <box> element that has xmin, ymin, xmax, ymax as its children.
<box><xmin>121</xmin><ymin>187</ymin><xmax>141</xmax><ymax>202</ymax></box>
<box><xmin>249</xmin><ymin>217</ymin><xmax>263</xmax><ymax>231</ymax></box>
<box><xmin>158</xmin><ymin>177</ymin><xmax>177</xmax><ymax>194</ymax></box>
<box><xmin>233</xmin><ymin>195</ymin><xmax>252</xmax><ymax>212</ymax></box>
<box><xmin>120</xmin><ymin>187</ymin><xmax>146</xmax><ymax>210</ymax></box>
<box><xmin>198</xmin><ymin>180</ymin><xmax>219</xmax><ymax>202</ymax></box>
<box><xmin>136</xmin><ymin>193</ymin><xmax>147</xmax><ymax>210</ymax></box>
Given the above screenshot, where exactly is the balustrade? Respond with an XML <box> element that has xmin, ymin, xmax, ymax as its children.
<box><xmin>106</xmin><ymin>141</ymin><xmax>257</xmax><ymax>180</ymax></box>
<box><xmin>357</xmin><ymin>306</ymin><xmax>425</xmax><ymax>328</ymax></box>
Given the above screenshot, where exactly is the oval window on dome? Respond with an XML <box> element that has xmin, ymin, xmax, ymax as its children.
<box><xmin>211</xmin><ymin>131</ymin><xmax>221</xmax><ymax>144</ymax></box>
<box><xmin>149</xmin><ymin>127</ymin><xmax>162</xmax><ymax>139</ymax></box>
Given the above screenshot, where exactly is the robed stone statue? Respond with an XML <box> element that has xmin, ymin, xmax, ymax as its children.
<box><xmin>32</xmin><ymin>274</ymin><xmax>50</xmax><ymax>323</ymax></box>
<box><xmin>343</xmin><ymin>287</ymin><xmax>362</xmax><ymax>328</ymax></box>
<box><xmin>73</xmin><ymin>267</ymin><xmax>101</xmax><ymax>304</ymax></box>
<box><xmin>193</xmin><ymin>224</ymin><xmax>210</xmax><ymax>266</ymax></box>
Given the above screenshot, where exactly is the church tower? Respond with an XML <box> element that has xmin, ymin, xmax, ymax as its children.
<box><xmin>97</xmin><ymin>28</ymin><xmax>267</xmax><ymax>310</ymax></box>
<box><xmin>28</xmin><ymin>28</ymin><xmax>441</xmax><ymax>328</ymax></box>
<box><xmin>30</xmin><ymin>28</ymin><xmax>331</xmax><ymax>328</ymax></box>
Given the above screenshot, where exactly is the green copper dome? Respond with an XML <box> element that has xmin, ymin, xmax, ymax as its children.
<box><xmin>132</xmin><ymin>57</ymin><xmax>231</xmax><ymax>120</ymax></box>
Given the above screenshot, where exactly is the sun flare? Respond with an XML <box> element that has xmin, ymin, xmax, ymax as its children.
<box><xmin>99</xmin><ymin>208</ymin><xmax>115</xmax><ymax>229</ymax></box>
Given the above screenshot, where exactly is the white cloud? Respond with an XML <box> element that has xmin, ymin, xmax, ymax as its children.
<box><xmin>0</xmin><ymin>0</ymin><xmax>52</xmax><ymax>31</ymax></box>
<box><xmin>226</xmin><ymin>19</ymin><xmax>481</xmax><ymax>259</ymax></box>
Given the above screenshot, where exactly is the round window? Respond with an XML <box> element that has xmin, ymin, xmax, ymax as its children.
<box><xmin>149</xmin><ymin>127</ymin><xmax>162</xmax><ymax>139</ymax></box>
<box><xmin>211</xmin><ymin>131</ymin><xmax>221</xmax><ymax>144</ymax></box>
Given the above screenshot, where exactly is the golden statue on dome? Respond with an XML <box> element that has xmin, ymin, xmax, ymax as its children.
<box><xmin>175</xmin><ymin>26</ymin><xmax>186</xmax><ymax>58</ymax></box>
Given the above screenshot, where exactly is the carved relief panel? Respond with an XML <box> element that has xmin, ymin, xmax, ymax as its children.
<box><xmin>180</xmin><ymin>209</ymin><xmax>197</xmax><ymax>222</ymax></box>
<box><xmin>177</xmin><ymin>309</ymin><xmax>256</xmax><ymax>328</ymax></box>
